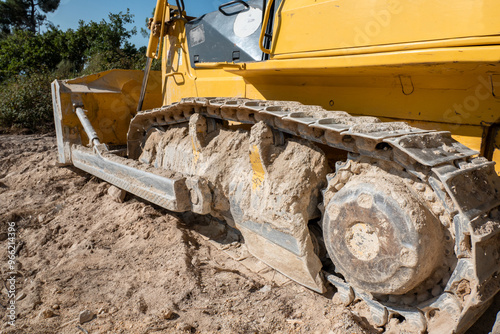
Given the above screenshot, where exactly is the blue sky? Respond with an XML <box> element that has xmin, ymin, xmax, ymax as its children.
<box><xmin>46</xmin><ymin>0</ymin><xmax>227</xmax><ymax>48</ymax></box>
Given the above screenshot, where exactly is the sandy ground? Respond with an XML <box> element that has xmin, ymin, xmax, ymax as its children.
<box><xmin>0</xmin><ymin>134</ymin><xmax>497</xmax><ymax>334</ymax></box>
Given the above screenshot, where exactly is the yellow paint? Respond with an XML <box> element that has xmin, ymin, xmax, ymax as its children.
<box><xmin>191</xmin><ymin>123</ymin><xmax>206</xmax><ymax>168</ymax></box>
<box><xmin>191</xmin><ymin>137</ymin><xmax>200</xmax><ymax>167</ymax></box>
<box><xmin>452</xmin><ymin>135</ymin><xmax>482</xmax><ymax>154</ymax></box>
<box><xmin>56</xmin><ymin>70</ymin><xmax>163</xmax><ymax>146</ymax></box>
<box><xmin>493</xmin><ymin>149</ymin><xmax>500</xmax><ymax>176</ymax></box>
<box><xmin>271</xmin><ymin>0</ymin><xmax>500</xmax><ymax>56</ymax></box>
<box><xmin>155</xmin><ymin>0</ymin><xmax>500</xmax><ymax>176</ymax></box>
<box><xmin>147</xmin><ymin>0</ymin><xmax>169</xmax><ymax>59</ymax></box>
<box><xmin>165</xmin><ymin>43</ymin><xmax>500</xmax><ymax>129</ymax></box>
<box><xmin>259</xmin><ymin>0</ymin><xmax>275</xmax><ymax>54</ymax></box>
<box><xmin>250</xmin><ymin>146</ymin><xmax>266</xmax><ymax>190</ymax></box>
<box><xmin>162</xmin><ymin>20</ymin><xmax>198</xmax><ymax>106</ymax></box>
<box><xmin>494</xmin><ymin>129</ymin><xmax>500</xmax><ymax>176</ymax></box>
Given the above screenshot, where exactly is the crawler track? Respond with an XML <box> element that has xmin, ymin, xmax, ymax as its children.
<box><xmin>128</xmin><ymin>98</ymin><xmax>500</xmax><ymax>333</ymax></box>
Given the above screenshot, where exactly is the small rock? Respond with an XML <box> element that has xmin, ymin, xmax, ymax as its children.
<box><xmin>138</xmin><ymin>297</ymin><xmax>148</xmax><ymax>314</ymax></box>
<box><xmin>416</xmin><ymin>291</ymin><xmax>430</xmax><ymax>303</ymax></box>
<box><xmin>191</xmin><ymin>257</ymin><xmax>200</xmax><ymax>267</ymax></box>
<box><xmin>52</xmin><ymin>304</ymin><xmax>60</xmax><ymax>310</ymax></box>
<box><xmin>259</xmin><ymin>285</ymin><xmax>272</xmax><ymax>293</ymax></box>
<box><xmin>40</xmin><ymin>308</ymin><xmax>55</xmax><ymax>319</ymax></box>
<box><xmin>108</xmin><ymin>185</ymin><xmax>126</xmax><ymax>203</ymax></box>
<box><xmin>176</xmin><ymin>322</ymin><xmax>192</xmax><ymax>331</ymax></box>
<box><xmin>53</xmin><ymin>204</ymin><xmax>64</xmax><ymax>213</ymax></box>
<box><xmin>98</xmin><ymin>307</ymin><xmax>108</xmax><ymax>314</ymax></box>
<box><xmin>37</xmin><ymin>214</ymin><xmax>45</xmax><ymax>223</ymax></box>
<box><xmin>15</xmin><ymin>292</ymin><xmax>26</xmax><ymax>301</ymax></box>
<box><xmin>401</xmin><ymin>294</ymin><xmax>415</xmax><ymax>305</ymax></box>
<box><xmin>109</xmin><ymin>306</ymin><xmax>119</xmax><ymax>314</ymax></box>
<box><xmin>15</xmin><ymin>262</ymin><xmax>23</xmax><ymax>271</ymax></box>
<box><xmin>79</xmin><ymin>310</ymin><xmax>96</xmax><ymax>324</ymax></box>
<box><xmin>163</xmin><ymin>309</ymin><xmax>174</xmax><ymax>320</ymax></box>
<box><xmin>431</xmin><ymin>285</ymin><xmax>442</xmax><ymax>297</ymax></box>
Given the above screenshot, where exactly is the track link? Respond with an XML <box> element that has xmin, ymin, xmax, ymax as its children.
<box><xmin>128</xmin><ymin>97</ymin><xmax>500</xmax><ymax>333</ymax></box>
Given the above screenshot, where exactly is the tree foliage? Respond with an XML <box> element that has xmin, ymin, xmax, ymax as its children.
<box><xmin>0</xmin><ymin>10</ymin><xmax>144</xmax><ymax>82</ymax></box>
<box><xmin>0</xmin><ymin>72</ymin><xmax>53</xmax><ymax>132</ymax></box>
<box><xmin>0</xmin><ymin>9</ymin><xmax>152</xmax><ymax>132</ymax></box>
<box><xmin>0</xmin><ymin>0</ymin><xmax>60</xmax><ymax>35</ymax></box>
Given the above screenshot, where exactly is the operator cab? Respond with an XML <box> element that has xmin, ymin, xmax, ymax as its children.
<box><xmin>185</xmin><ymin>0</ymin><xmax>280</xmax><ymax>66</ymax></box>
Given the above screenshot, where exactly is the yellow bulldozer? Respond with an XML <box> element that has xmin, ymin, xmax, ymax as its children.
<box><xmin>51</xmin><ymin>0</ymin><xmax>500</xmax><ymax>332</ymax></box>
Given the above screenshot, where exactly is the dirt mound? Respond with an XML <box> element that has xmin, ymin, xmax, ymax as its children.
<box><xmin>0</xmin><ymin>134</ymin><xmax>497</xmax><ymax>334</ymax></box>
<box><xmin>0</xmin><ymin>134</ymin><xmax>372</xmax><ymax>333</ymax></box>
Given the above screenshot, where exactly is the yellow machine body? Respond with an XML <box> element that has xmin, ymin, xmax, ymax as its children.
<box><xmin>53</xmin><ymin>0</ymin><xmax>500</xmax><ymax>172</ymax></box>
<box><xmin>161</xmin><ymin>0</ymin><xmax>500</xmax><ymax>174</ymax></box>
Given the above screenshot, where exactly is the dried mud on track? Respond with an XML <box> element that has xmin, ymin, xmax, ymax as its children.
<box><xmin>0</xmin><ymin>134</ymin><xmax>497</xmax><ymax>334</ymax></box>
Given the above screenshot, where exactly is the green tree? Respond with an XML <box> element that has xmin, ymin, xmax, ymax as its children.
<box><xmin>62</xmin><ymin>10</ymin><xmax>142</xmax><ymax>74</ymax></box>
<box><xmin>0</xmin><ymin>72</ymin><xmax>54</xmax><ymax>132</ymax></box>
<box><xmin>0</xmin><ymin>10</ymin><xmax>142</xmax><ymax>81</ymax></box>
<box><xmin>0</xmin><ymin>28</ymin><xmax>63</xmax><ymax>81</ymax></box>
<box><xmin>0</xmin><ymin>0</ymin><xmax>60</xmax><ymax>35</ymax></box>
<box><xmin>0</xmin><ymin>9</ymin><xmax>151</xmax><ymax>132</ymax></box>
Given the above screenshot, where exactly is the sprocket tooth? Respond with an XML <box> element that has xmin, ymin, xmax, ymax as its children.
<box><xmin>387</xmin><ymin>307</ymin><xmax>427</xmax><ymax>334</ymax></box>
<box><xmin>419</xmin><ymin>293</ymin><xmax>463</xmax><ymax>333</ymax></box>
<box><xmin>325</xmin><ymin>274</ymin><xmax>355</xmax><ymax>306</ymax></box>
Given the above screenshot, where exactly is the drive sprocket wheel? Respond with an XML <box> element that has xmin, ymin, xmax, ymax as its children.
<box><xmin>321</xmin><ymin>158</ymin><xmax>463</xmax><ymax>332</ymax></box>
<box><xmin>323</xmin><ymin>164</ymin><xmax>444</xmax><ymax>296</ymax></box>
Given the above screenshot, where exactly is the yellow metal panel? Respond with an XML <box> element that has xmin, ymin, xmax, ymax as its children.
<box><xmin>59</xmin><ymin>70</ymin><xmax>162</xmax><ymax>146</ymax></box>
<box><xmin>451</xmin><ymin>135</ymin><xmax>483</xmax><ymax>154</ymax></box>
<box><xmin>243</xmin><ymin>46</ymin><xmax>500</xmax><ymax>73</ymax></box>
<box><xmin>272</xmin><ymin>0</ymin><xmax>500</xmax><ymax>55</ymax></box>
<box><xmin>157</xmin><ymin>5</ymin><xmax>500</xmax><ymax>179</ymax></box>
<box><xmin>241</xmin><ymin>73</ymin><xmax>500</xmax><ymax>126</ymax></box>
<box><xmin>493</xmin><ymin>149</ymin><xmax>500</xmax><ymax>176</ymax></box>
<box><xmin>226</xmin><ymin>45</ymin><xmax>500</xmax><ymax>128</ymax></box>
<box><xmin>250</xmin><ymin>146</ymin><xmax>266</xmax><ymax>190</ymax></box>
<box><xmin>163</xmin><ymin>22</ymin><xmax>198</xmax><ymax>105</ymax></box>
<box><xmin>494</xmin><ymin>129</ymin><xmax>500</xmax><ymax>176</ymax></box>
<box><xmin>196</xmin><ymin>75</ymin><xmax>246</xmax><ymax>99</ymax></box>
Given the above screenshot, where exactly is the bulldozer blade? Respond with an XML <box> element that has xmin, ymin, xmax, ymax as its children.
<box><xmin>72</xmin><ymin>146</ymin><xmax>191</xmax><ymax>213</ymax></box>
<box><xmin>51</xmin><ymin>69</ymin><xmax>163</xmax><ymax>165</ymax></box>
